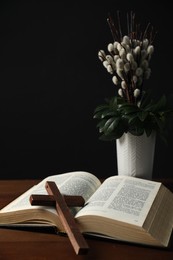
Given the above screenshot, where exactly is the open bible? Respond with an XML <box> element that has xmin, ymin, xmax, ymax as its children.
<box><xmin>0</xmin><ymin>171</ymin><xmax>173</xmax><ymax>247</ymax></box>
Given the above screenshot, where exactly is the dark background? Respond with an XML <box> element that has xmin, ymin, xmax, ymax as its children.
<box><xmin>0</xmin><ymin>0</ymin><xmax>173</xmax><ymax>180</ymax></box>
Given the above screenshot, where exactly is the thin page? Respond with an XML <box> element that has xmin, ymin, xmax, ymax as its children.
<box><xmin>0</xmin><ymin>171</ymin><xmax>101</xmax><ymax>215</ymax></box>
<box><xmin>76</xmin><ymin>176</ymin><xmax>161</xmax><ymax>226</ymax></box>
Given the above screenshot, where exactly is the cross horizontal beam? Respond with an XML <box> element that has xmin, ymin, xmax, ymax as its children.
<box><xmin>30</xmin><ymin>194</ymin><xmax>85</xmax><ymax>207</ymax></box>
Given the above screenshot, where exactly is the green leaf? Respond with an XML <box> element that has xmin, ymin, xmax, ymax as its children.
<box><xmin>145</xmin><ymin>128</ymin><xmax>153</xmax><ymax>137</ymax></box>
<box><xmin>96</xmin><ymin>119</ymin><xmax>107</xmax><ymax>129</ymax></box>
<box><xmin>93</xmin><ymin>111</ymin><xmax>104</xmax><ymax>119</ymax></box>
<box><xmin>103</xmin><ymin>118</ymin><xmax>116</xmax><ymax>132</ymax></box>
<box><xmin>137</xmin><ymin>111</ymin><xmax>148</xmax><ymax>121</ymax></box>
<box><xmin>94</xmin><ymin>105</ymin><xmax>109</xmax><ymax>113</ymax></box>
<box><xmin>129</xmin><ymin>128</ymin><xmax>144</xmax><ymax>136</ymax></box>
<box><xmin>145</xmin><ymin>95</ymin><xmax>167</xmax><ymax>112</ymax></box>
<box><xmin>118</xmin><ymin>105</ymin><xmax>139</xmax><ymax>115</ymax></box>
<box><xmin>129</xmin><ymin>117</ymin><xmax>140</xmax><ymax>126</ymax></box>
<box><xmin>153</xmin><ymin>115</ymin><xmax>164</xmax><ymax>131</ymax></box>
<box><xmin>101</xmin><ymin>110</ymin><xmax>118</xmax><ymax>118</ymax></box>
<box><xmin>106</xmin><ymin>118</ymin><xmax>121</xmax><ymax>134</ymax></box>
<box><xmin>155</xmin><ymin>95</ymin><xmax>167</xmax><ymax>110</ymax></box>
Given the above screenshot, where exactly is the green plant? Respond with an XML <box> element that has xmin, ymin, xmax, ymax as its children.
<box><xmin>94</xmin><ymin>93</ymin><xmax>173</xmax><ymax>142</ymax></box>
<box><xmin>94</xmin><ymin>11</ymin><xmax>173</xmax><ymax>142</ymax></box>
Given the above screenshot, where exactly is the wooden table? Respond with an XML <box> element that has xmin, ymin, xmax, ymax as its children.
<box><xmin>0</xmin><ymin>179</ymin><xmax>173</xmax><ymax>260</ymax></box>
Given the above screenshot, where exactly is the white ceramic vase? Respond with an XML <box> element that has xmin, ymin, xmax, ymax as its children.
<box><xmin>116</xmin><ymin>132</ymin><xmax>156</xmax><ymax>180</ymax></box>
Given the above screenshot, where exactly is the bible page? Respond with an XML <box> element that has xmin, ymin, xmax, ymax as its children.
<box><xmin>76</xmin><ymin>176</ymin><xmax>161</xmax><ymax>226</ymax></box>
<box><xmin>0</xmin><ymin>171</ymin><xmax>101</xmax><ymax>216</ymax></box>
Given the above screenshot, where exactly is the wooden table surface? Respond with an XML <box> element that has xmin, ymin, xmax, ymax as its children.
<box><xmin>0</xmin><ymin>179</ymin><xmax>173</xmax><ymax>260</ymax></box>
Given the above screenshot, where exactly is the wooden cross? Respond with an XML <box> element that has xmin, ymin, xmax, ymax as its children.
<box><xmin>29</xmin><ymin>181</ymin><xmax>89</xmax><ymax>255</ymax></box>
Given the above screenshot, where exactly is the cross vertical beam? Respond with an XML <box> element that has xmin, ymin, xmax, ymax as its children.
<box><xmin>30</xmin><ymin>181</ymin><xmax>89</xmax><ymax>255</ymax></box>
